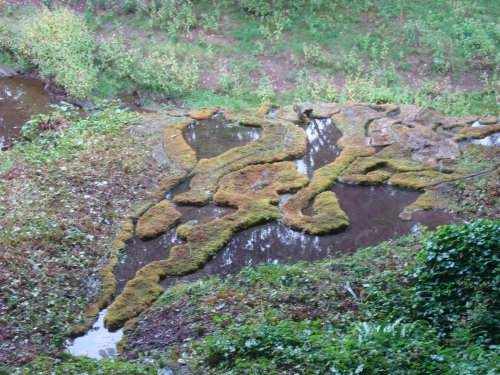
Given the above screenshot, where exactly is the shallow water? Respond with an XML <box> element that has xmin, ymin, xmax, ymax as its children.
<box><xmin>66</xmin><ymin>309</ymin><xmax>123</xmax><ymax>360</ymax></box>
<box><xmin>0</xmin><ymin>76</ymin><xmax>52</xmax><ymax>149</ymax></box>
<box><xmin>182</xmin><ymin>113</ymin><xmax>261</xmax><ymax>160</ymax></box>
<box><xmin>296</xmin><ymin>118</ymin><xmax>342</xmax><ymax>177</ymax></box>
<box><xmin>161</xmin><ymin>184</ymin><xmax>454</xmax><ymax>288</ymax></box>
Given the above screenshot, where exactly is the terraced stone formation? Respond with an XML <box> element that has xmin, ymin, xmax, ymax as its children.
<box><xmin>90</xmin><ymin>103</ymin><xmax>497</xmax><ymax>330</ymax></box>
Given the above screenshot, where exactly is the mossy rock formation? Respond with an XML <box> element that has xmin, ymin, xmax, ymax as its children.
<box><xmin>98</xmin><ymin>102</ymin><xmax>499</xmax><ymax>331</ymax></box>
<box><xmin>136</xmin><ymin>200</ymin><xmax>181</xmax><ymax>240</ymax></box>
<box><xmin>173</xmin><ymin>116</ymin><xmax>307</xmax><ymax>205</ymax></box>
<box><xmin>105</xmin><ymin>162</ymin><xmax>308</xmax><ymax>329</ymax></box>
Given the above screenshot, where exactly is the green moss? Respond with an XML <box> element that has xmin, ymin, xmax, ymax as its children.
<box><xmin>283</xmin><ymin>146</ymin><xmax>374</xmax><ymax>233</ymax></box>
<box><xmin>453</xmin><ymin>124</ymin><xmax>500</xmax><ymax>141</ymax></box>
<box><xmin>136</xmin><ymin>200</ymin><xmax>181</xmax><ymax>240</ymax></box>
<box><xmin>174</xmin><ymin>116</ymin><xmax>307</xmax><ymax>205</ymax></box>
<box><xmin>105</xmin><ymin>162</ymin><xmax>308</xmax><ymax>329</ymax></box>
<box><xmin>389</xmin><ymin>170</ymin><xmax>460</xmax><ymax>190</ymax></box>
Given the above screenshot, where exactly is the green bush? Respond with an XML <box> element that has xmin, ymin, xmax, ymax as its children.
<box><xmin>97</xmin><ymin>35</ymin><xmax>200</xmax><ymax>97</ymax></box>
<box><xmin>13</xmin><ymin>356</ymin><xmax>157</xmax><ymax>374</ymax></box>
<box><xmin>140</xmin><ymin>0</ymin><xmax>196</xmax><ymax>38</ymax></box>
<box><xmin>412</xmin><ymin>220</ymin><xmax>500</xmax><ymax>339</ymax></box>
<box><xmin>137</xmin><ymin>46</ymin><xmax>199</xmax><ymax>96</ymax></box>
<box><xmin>11</xmin><ymin>8</ymin><xmax>98</xmax><ymax>99</ymax></box>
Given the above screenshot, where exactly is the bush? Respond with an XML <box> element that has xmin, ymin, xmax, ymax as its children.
<box><xmin>97</xmin><ymin>35</ymin><xmax>199</xmax><ymax>97</ymax></box>
<box><xmin>412</xmin><ymin>220</ymin><xmax>500</xmax><ymax>339</ymax></box>
<box><xmin>11</xmin><ymin>8</ymin><xmax>98</xmax><ymax>99</ymax></box>
<box><xmin>138</xmin><ymin>46</ymin><xmax>199</xmax><ymax>97</ymax></box>
<box><xmin>140</xmin><ymin>0</ymin><xmax>196</xmax><ymax>38</ymax></box>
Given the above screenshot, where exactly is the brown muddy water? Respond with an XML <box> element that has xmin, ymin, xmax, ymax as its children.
<box><xmin>0</xmin><ymin>76</ymin><xmax>52</xmax><ymax>149</ymax></box>
<box><xmin>67</xmin><ymin>117</ymin><xmax>458</xmax><ymax>360</ymax></box>
<box><xmin>183</xmin><ymin>112</ymin><xmax>262</xmax><ymax>160</ymax></box>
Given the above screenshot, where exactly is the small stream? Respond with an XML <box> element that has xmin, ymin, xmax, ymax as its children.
<box><xmin>66</xmin><ymin>116</ymin><xmax>457</xmax><ymax>360</ymax></box>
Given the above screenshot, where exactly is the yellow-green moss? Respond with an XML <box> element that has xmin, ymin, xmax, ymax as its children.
<box><xmin>173</xmin><ymin>117</ymin><xmax>307</xmax><ymax>205</ymax></box>
<box><xmin>115</xmin><ymin>220</ymin><xmax>134</xmax><ymax>243</ymax></box>
<box><xmin>161</xmin><ymin>117</ymin><xmax>197</xmax><ymax>172</ymax></box>
<box><xmin>339</xmin><ymin>143</ymin><xmax>422</xmax><ymax>185</ymax></box>
<box><xmin>187</xmin><ymin>107</ymin><xmax>220</xmax><ymax>120</ymax></box>
<box><xmin>282</xmin><ymin>146</ymin><xmax>374</xmax><ymax>233</ymax></box>
<box><xmin>399</xmin><ymin>190</ymin><xmax>438</xmax><ymax>221</ymax></box>
<box><xmin>136</xmin><ymin>200</ymin><xmax>182</xmax><ymax>240</ymax></box>
<box><xmin>128</xmin><ymin>201</ymin><xmax>156</xmax><ymax>221</ymax></box>
<box><xmin>453</xmin><ymin>124</ymin><xmax>500</xmax><ymax>141</ymax></box>
<box><xmin>389</xmin><ymin>170</ymin><xmax>460</xmax><ymax>190</ymax></box>
<box><xmin>299</xmin><ymin>191</ymin><xmax>349</xmax><ymax>234</ymax></box>
<box><xmin>105</xmin><ymin>162</ymin><xmax>308</xmax><ymax>329</ymax></box>
<box><xmin>256</xmin><ymin>103</ymin><xmax>279</xmax><ymax>116</ymax></box>
<box><xmin>479</xmin><ymin>116</ymin><xmax>498</xmax><ymax>125</ymax></box>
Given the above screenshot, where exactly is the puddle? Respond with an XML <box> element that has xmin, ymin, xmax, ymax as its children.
<box><xmin>471</xmin><ymin>133</ymin><xmax>500</xmax><ymax>147</ymax></box>
<box><xmin>297</xmin><ymin>118</ymin><xmax>342</xmax><ymax>177</ymax></box>
<box><xmin>182</xmin><ymin>114</ymin><xmax>261</xmax><ymax>160</ymax></box>
<box><xmin>0</xmin><ymin>76</ymin><xmax>52</xmax><ymax>149</ymax></box>
<box><xmin>66</xmin><ymin>309</ymin><xmax>123</xmax><ymax>360</ymax></box>
<box><xmin>114</xmin><ymin>204</ymin><xmax>236</xmax><ymax>294</ymax></box>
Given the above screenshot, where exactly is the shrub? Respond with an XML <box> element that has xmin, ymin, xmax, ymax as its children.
<box><xmin>453</xmin><ymin>18</ymin><xmax>496</xmax><ymax>61</ymax></box>
<box><xmin>137</xmin><ymin>46</ymin><xmax>199</xmax><ymax>97</ymax></box>
<box><xmin>140</xmin><ymin>0</ymin><xmax>196</xmax><ymax>38</ymax></box>
<box><xmin>303</xmin><ymin>42</ymin><xmax>324</xmax><ymax>65</ymax></box>
<box><xmin>412</xmin><ymin>220</ymin><xmax>500</xmax><ymax>339</ymax></box>
<box><xmin>11</xmin><ymin>8</ymin><xmax>98</xmax><ymax>99</ymax></box>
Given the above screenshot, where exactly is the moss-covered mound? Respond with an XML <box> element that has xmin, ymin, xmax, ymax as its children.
<box><xmin>136</xmin><ymin>200</ymin><xmax>182</xmax><ymax>240</ymax></box>
<box><xmin>105</xmin><ymin>161</ymin><xmax>308</xmax><ymax>329</ymax></box>
<box><xmin>282</xmin><ymin>146</ymin><xmax>374</xmax><ymax>234</ymax></box>
<box><xmin>173</xmin><ymin>116</ymin><xmax>307</xmax><ymax>205</ymax></box>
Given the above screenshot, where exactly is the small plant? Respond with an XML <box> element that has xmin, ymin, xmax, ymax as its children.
<box><xmin>303</xmin><ymin>42</ymin><xmax>324</xmax><ymax>66</ymax></box>
<box><xmin>141</xmin><ymin>0</ymin><xmax>196</xmax><ymax>38</ymax></box>
<box><xmin>138</xmin><ymin>46</ymin><xmax>200</xmax><ymax>97</ymax></box>
<box><xmin>256</xmin><ymin>75</ymin><xmax>275</xmax><ymax>104</ymax></box>
<box><xmin>259</xmin><ymin>11</ymin><xmax>291</xmax><ymax>43</ymax></box>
